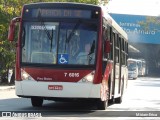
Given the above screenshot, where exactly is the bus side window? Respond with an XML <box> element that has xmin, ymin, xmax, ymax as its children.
<box><xmin>103</xmin><ymin>27</ymin><xmax>109</xmax><ymax>59</ymax></box>
<box><xmin>115</xmin><ymin>34</ymin><xmax>119</xmax><ymax>63</ymax></box>
<box><xmin>102</xmin><ymin>24</ymin><xmax>111</xmax><ymax>73</ymax></box>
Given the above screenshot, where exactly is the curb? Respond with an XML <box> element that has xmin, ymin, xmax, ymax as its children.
<box><xmin>0</xmin><ymin>86</ymin><xmax>15</xmax><ymax>91</ymax></box>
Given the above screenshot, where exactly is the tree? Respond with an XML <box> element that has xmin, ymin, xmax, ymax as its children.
<box><xmin>138</xmin><ymin>16</ymin><xmax>160</xmax><ymax>75</ymax></box>
<box><xmin>0</xmin><ymin>0</ymin><xmax>18</xmax><ymax>83</ymax></box>
<box><xmin>139</xmin><ymin>16</ymin><xmax>160</xmax><ymax>31</ymax></box>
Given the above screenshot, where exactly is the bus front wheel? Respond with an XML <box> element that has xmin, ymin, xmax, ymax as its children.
<box><xmin>31</xmin><ymin>97</ymin><xmax>43</xmax><ymax>107</ymax></box>
<box><xmin>97</xmin><ymin>99</ymin><xmax>108</xmax><ymax>110</ymax></box>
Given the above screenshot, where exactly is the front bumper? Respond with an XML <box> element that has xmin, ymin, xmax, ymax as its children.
<box><xmin>15</xmin><ymin>80</ymin><xmax>101</xmax><ymax>99</ymax></box>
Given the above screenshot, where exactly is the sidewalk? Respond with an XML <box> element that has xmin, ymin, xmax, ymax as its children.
<box><xmin>0</xmin><ymin>85</ymin><xmax>15</xmax><ymax>91</ymax></box>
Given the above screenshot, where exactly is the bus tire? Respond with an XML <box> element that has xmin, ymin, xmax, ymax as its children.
<box><xmin>133</xmin><ymin>77</ymin><xmax>137</xmax><ymax>80</ymax></box>
<box><xmin>31</xmin><ymin>97</ymin><xmax>43</xmax><ymax>107</ymax></box>
<box><xmin>97</xmin><ymin>83</ymin><xmax>109</xmax><ymax>110</ymax></box>
<box><xmin>115</xmin><ymin>94</ymin><xmax>122</xmax><ymax>103</ymax></box>
<box><xmin>108</xmin><ymin>76</ymin><xmax>114</xmax><ymax>104</ymax></box>
<box><xmin>115</xmin><ymin>79</ymin><xmax>124</xmax><ymax>104</ymax></box>
<box><xmin>97</xmin><ymin>99</ymin><xmax>108</xmax><ymax>110</ymax></box>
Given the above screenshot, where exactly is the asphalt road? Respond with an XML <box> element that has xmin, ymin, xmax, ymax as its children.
<box><xmin>0</xmin><ymin>77</ymin><xmax>160</xmax><ymax>119</ymax></box>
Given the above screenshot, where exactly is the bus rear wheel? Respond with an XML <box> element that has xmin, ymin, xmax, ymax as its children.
<box><xmin>115</xmin><ymin>80</ymin><xmax>124</xmax><ymax>103</ymax></box>
<box><xmin>31</xmin><ymin>97</ymin><xmax>43</xmax><ymax>107</ymax></box>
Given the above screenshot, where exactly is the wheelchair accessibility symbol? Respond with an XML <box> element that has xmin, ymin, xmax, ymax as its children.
<box><xmin>58</xmin><ymin>54</ymin><xmax>68</xmax><ymax>64</ymax></box>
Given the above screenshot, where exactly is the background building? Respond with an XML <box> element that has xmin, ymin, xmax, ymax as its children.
<box><xmin>110</xmin><ymin>13</ymin><xmax>160</xmax><ymax>76</ymax></box>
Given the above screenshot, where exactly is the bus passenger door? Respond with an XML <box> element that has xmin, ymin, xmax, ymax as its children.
<box><xmin>113</xmin><ymin>33</ymin><xmax>121</xmax><ymax>98</ymax></box>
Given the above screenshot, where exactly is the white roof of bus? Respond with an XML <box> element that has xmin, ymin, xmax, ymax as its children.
<box><xmin>128</xmin><ymin>58</ymin><xmax>139</xmax><ymax>62</ymax></box>
<box><xmin>128</xmin><ymin>58</ymin><xmax>146</xmax><ymax>63</ymax></box>
<box><xmin>102</xmin><ymin>7</ymin><xmax>128</xmax><ymax>41</ymax></box>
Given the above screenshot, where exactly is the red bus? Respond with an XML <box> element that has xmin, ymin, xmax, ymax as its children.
<box><xmin>8</xmin><ymin>2</ymin><xmax>128</xmax><ymax>110</ymax></box>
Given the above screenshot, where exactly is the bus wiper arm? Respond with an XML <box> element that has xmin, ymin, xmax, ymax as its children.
<box><xmin>64</xmin><ymin>20</ymin><xmax>81</xmax><ymax>52</ymax></box>
<box><xmin>50</xmin><ymin>29</ymin><xmax>53</xmax><ymax>52</ymax></box>
<box><xmin>38</xmin><ymin>11</ymin><xmax>53</xmax><ymax>52</ymax></box>
<box><xmin>22</xmin><ymin>27</ymin><xmax>26</xmax><ymax>48</ymax></box>
<box><xmin>88</xmin><ymin>40</ymin><xmax>95</xmax><ymax>55</ymax></box>
<box><xmin>88</xmin><ymin>40</ymin><xmax>95</xmax><ymax>64</ymax></box>
<box><xmin>66</xmin><ymin>20</ymin><xmax>81</xmax><ymax>43</ymax></box>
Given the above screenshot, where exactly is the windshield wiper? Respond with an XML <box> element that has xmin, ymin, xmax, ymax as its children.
<box><xmin>22</xmin><ymin>27</ymin><xmax>26</xmax><ymax>48</ymax></box>
<box><xmin>64</xmin><ymin>20</ymin><xmax>81</xmax><ymax>52</ymax></box>
<box><xmin>50</xmin><ymin>29</ymin><xmax>53</xmax><ymax>52</ymax></box>
<box><xmin>88</xmin><ymin>40</ymin><xmax>95</xmax><ymax>64</ymax></box>
<box><xmin>88</xmin><ymin>40</ymin><xmax>95</xmax><ymax>55</ymax></box>
<box><xmin>38</xmin><ymin>11</ymin><xmax>53</xmax><ymax>52</ymax></box>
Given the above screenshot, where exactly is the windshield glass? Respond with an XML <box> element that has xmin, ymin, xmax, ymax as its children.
<box><xmin>22</xmin><ymin>21</ymin><xmax>97</xmax><ymax>65</ymax></box>
<box><xmin>137</xmin><ymin>61</ymin><xmax>142</xmax><ymax>69</ymax></box>
<box><xmin>128</xmin><ymin>61</ymin><xmax>137</xmax><ymax>70</ymax></box>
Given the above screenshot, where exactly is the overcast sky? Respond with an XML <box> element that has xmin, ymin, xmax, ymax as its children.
<box><xmin>107</xmin><ymin>0</ymin><xmax>160</xmax><ymax>16</ymax></box>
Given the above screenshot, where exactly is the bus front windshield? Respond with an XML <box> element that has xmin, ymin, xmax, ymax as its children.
<box><xmin>22</xmin><ymin>21</ymin><xmax>97</xmax><ymax>65</ymax></box>
<box><xmin>128</xmin><ymin>62</ymin><xmax>137</xmax><ymax>71</ymax></box>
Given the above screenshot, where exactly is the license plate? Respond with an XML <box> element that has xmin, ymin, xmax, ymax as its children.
<box><xmin>48</xmin><ymin>85</ymin><xmax>63</xmax><ymax>90</ymax></box>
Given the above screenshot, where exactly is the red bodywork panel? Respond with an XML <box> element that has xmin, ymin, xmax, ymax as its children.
<box><xmin>15</xmin><ymin>7</ymin><xmax>24</xmax><ymax>81</ymax></box>
<box><xmin>15</xmin><ymin>21</ymin><xmax>22</xmax><ymax>81</ymax></box>
<box><xmin>103</xmin><ymin>61</ymin><xmax>113</xmax><ymax>81</ymax></box>
<box><xmin>93</xmin><ymin>9</ymin><xmax>103</xmax><ymax>84</ymax></box>
<box><xmin>23</xmin><ymin>68</ymin><xmax>93</xmax><ymax>82</ymax></box>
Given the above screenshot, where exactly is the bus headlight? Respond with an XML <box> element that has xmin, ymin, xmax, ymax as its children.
<box><xmin>80</xmin><ymin>71</ymin><xmax>95</xmax><ymax>83</ymax></box>
<box><xmin>21</xmin><ymin>69</ymin><xmax>33</xmax><ymax>80</ymax></box>
<box><xmin>86</xmin><ymin>74</ymin><xmax>94</xmax><ymax>82</ymax></box>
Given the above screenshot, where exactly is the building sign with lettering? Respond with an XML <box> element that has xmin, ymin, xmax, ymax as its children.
<box><xmin>110</xmin><ymin>13</ymin><xmax>160</xmax><ymax>44</ymax></box>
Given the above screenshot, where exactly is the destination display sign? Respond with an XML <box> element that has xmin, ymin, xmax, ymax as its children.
<box><xmin>31</xmin><ymin>9</ymin><xmax>91</xmax><ymax>19</ymax></box>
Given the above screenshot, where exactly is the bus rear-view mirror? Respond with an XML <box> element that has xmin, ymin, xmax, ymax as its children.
<box><xmin>8</xmin><ymin>17</ymin><xmax>21</xmax><ymax>41</ymax></box>
<box><xmin>105</xmin><ymin>40</ymin><xmax>111</xmax><ymax>53</ymax></box>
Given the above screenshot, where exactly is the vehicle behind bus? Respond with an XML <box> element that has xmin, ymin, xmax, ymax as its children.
<box><xmin>137</xmin><ymin>59</ymin><xmax>146</xmax><ymax>76</ymax></box>
<box><xmin>128</xmin><ymin>58</ymin><xmax>138</xmax><ymax>79</ymax></box>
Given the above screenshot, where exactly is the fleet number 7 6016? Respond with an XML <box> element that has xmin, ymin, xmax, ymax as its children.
<box><xmin>64</xmin><ymin>73</ymin><xmax>79</xmax><ymax>77</ymax></box>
